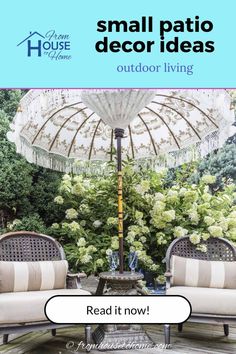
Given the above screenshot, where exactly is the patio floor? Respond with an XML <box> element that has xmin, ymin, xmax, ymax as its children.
<box><xmin>1</xmin><ymin>323</ymin><xmax>236</xmax><ymax>354</ymax></box>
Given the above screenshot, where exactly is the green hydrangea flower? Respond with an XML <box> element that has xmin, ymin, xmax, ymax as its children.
<box><xmin>54</xmin><ymin>195</ymin><xmax>64</xmax><ymax>204</ymax></box>
<box><xmin>189</xmin><ymin>232</ymin><xmax>201</xmax><ymax>245</ymax></box>
<box><xmin>68</xmin><ymin>221</ymin><xmax>81</xmax><ymax>232</ymax></box>
<box><xmin>77</xmin><ymin>237</ymin><xmax>87</xmax><ymax>247</ymax></box>
<box><xmin>201</xmin><ymin>175</ymin><xmax>216</xmax><ymax>184</ymax></box>
<box><xmin>107</xmin><ymin>217</ymin><xmax>118</xmax><ymax>226</ymax></box>
<box><xmin>173</xmin><ymin>226</ymin><xmax>188</xmax><ymax>238</ymax></box>
<box><xmin>208</xmin><ymin>225</ymin><xmax>223</xmax><ymax>237</ymax></box>
<box><xmin>204</xmin><ymin>216</ymin><xmax>215</xmax><ymax>226</ymax></box>
<box><xmin>196</xmin><ymin>244</ymin><xmax>208</xmax><ymax>253</ymax></box>
<box><xmin>162</xmin><ymin>210</ymin><xmax>175</xmax><ymax>222</ymax></box>
<box><xmin>96</xmin><ymin>259</ymin><xmax>104</xmax><ymax>267</ymax></box>
<box><xmin>80</xmin><ymin>254</ymin><xmax>92</xmax><ymax>264</ymax></box>
<box><xmin>65</xmin><ymin>208</ymin><xmax>78</xmax><ymax>220</ymax></box>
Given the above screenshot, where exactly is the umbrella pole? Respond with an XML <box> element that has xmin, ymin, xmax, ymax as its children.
<box><xmin>115</xmin><ymin>128</ymin><xmax>124</xmax><ymax>274</ymax></box>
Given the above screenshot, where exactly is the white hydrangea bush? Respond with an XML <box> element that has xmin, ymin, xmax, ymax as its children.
<box><xmin>50</xmin><ymin>163</ymin><xmax>236</xmax><ymax>275</ymax></box>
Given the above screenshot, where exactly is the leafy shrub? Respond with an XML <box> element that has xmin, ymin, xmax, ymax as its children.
<box><xmin>0</xmin><ymin>90</ymin><xmax>62</xmax><ymax>228</ymax></box>
<box><xmin>0</xmin><ymin>111</ymin><xmax>35</xmax><ymax>227</ymax></box>
<box><xmin>6</xmin><ymin>213</ymin><xmax>48</xmax><ymax>234</ymax></box>
<box><xmin>49</xmin><ymin>163</ymin><xmax>236</xmax><ymax>275</ymax></box>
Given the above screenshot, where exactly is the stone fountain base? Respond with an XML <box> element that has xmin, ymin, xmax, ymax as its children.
<box><xmin>93</xmin><ymin>272</ymin><xmax>154</xmax><ymax>351</ymax></box>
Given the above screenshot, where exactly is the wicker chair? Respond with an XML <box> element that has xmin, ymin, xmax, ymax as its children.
<box><xmin>0</xmin><ymin>231</ymin><xmax>91</xmax><ymax>346</ymax></box>
<box><xmin>164</xmin><ymin>236</ymin><xmax>236</xmax><ymax>345</ymax></box>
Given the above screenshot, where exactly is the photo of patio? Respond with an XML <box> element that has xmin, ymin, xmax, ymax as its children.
<box><xmin>0</xmin><ymin>89</ymin><xmax>236</xmax><ymax>353</ymax></box>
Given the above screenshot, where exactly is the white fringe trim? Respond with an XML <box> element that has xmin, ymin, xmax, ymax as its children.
<box><xmin>16</xmin><ymin>130</ymin><xmax>227</xmax><ymax>175</ymax></box>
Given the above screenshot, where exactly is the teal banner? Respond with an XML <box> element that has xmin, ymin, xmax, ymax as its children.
<box><xmin>0</xmin><ymin>0</ymin><xmax>235</xmax><ymax>88</ymax></box>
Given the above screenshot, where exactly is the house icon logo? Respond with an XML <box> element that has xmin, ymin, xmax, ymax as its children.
<box><xmin>17</xmin><ymin>31</ymin><xmax>45</xmax><ymax>57</ymax></box>
<box><xmin>17</xmin><ymin>30</ymin><xmax>72</xmax><ymax>61</ymax></box>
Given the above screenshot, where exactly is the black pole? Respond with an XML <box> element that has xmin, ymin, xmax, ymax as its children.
<box><xmin>115</xmin><ymin>128</ymin><xmax>124</xmax><ymax>274</ymax></box>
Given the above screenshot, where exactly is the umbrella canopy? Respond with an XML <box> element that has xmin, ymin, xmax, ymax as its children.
<box><xmin>7</xmin><ymin>89</ymin><xmax>235</xmax><ymax>173</ymax></box>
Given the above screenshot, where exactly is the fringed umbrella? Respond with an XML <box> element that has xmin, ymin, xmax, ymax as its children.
<box><xmin>7</xmin><ymin>89</ymin><xmax>235</xmax><ymax>273</ymax></box>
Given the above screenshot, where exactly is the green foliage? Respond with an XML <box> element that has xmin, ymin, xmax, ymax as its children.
<box><xmin>0</xmin><ymin>90</ymin><xmax>62</xmax><ymax>230</ymax></box>
<box><xmin>49</xmin><ymin>164</ymin><xmax>236</xmax><ymax>275</ymax></box>
<box><xmin>30</xmin><ymin>168</ymin><xmax>64</xmax><ymax>225</ymax></box>
<box><xmin>165</xmin><ymin>133</ymin><xmax>236</xmax><ymax>192</ymax></box>
<box><xmin>191</xmin><ymin>137</ymin><xmax>236</xmax><ymax>191</ymax></box>
<box><xmin>0</xmin><ymin>110</ymin><xmax>34</xmax><ymax>227</ymax></box>
<box><xmin>0</xmin><ymin>90</ymin><xmax>22</xmax><ymax>118</ymax></box>
<box><xmin>165</xmin><ymin>161</ymin><xmax>198</xmax><ymax>187</ymax></box>
<box><xmin>7</xmin><ymin>214</ymin><xmax>48</xmax><ymax>234</ymax></box>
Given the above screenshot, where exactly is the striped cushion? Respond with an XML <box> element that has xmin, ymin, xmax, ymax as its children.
<box><xmin>170</xmin><ymin>255</ymin><xmax>236</xmax><ymax>289</ymax></box>
<box><xmin>0</xmin><ymin>260</ymin><xmax>68</xmax><ymax>293</ymax></box>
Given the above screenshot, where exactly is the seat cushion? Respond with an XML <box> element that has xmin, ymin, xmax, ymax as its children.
<box><xmin>0</xmin><ymin>288</ymin><xmax>90</xmax><ymax>324</ymax></box>
<box><xmin>167</xmin><ymin>286</ymin><xmax>236</xmax><ymax>316</ymax></box>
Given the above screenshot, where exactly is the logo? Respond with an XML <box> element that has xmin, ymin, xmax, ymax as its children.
<box><xmin>17</xmin><ymin>30</ymin><xmax>72</xmax><ymax>61</ymax></box>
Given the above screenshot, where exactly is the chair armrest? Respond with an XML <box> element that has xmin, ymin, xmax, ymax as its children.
<box><xmin>67</xmin><ymin>272</ymin><xmax>87</xmax><ymax>279</ymax></box>
<box><xmin>164</xmin><ymin>272</ymin><xmax>172</xmax><ymax>290</ymax></box>
<box><xmin>66</xmin><ymin>272</ymin><xmax>87</xmax><ymax>289</ymax></box>
<box><xmin>164</xmin><ymin>272</ymin><xmax>172</xmax><ymax>278</ymax></box>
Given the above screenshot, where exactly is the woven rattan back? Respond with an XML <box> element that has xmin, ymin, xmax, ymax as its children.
<box><xmin>166</xmin><ymin>236</ymin><xmax>236</xmax><ymax>271</ymax></box>
<box><xmin>0</xmin><ymin>231</ymin><xmax>65</xmax><ymax>261</ymax></box>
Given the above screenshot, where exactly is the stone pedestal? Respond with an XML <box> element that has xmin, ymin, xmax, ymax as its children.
<box><xmin>93</xmin><ymin>272</ymin><xmax>154</xmax><ymax>350</ymax></box>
